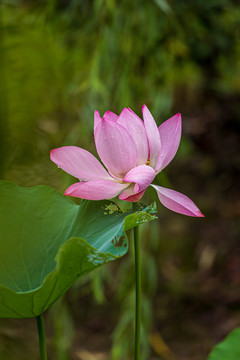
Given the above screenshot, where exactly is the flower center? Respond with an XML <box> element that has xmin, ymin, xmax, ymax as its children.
<box><xmin>146</xmin><ymin>159</ymin><xmax>151</xmax><ymax>166</ymax></box>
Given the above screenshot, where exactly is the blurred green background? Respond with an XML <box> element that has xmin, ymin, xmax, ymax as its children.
<box><xmin>0</xmin><ymin>0</ymin><xmax>239</xmax><ymax>359</ymax></box>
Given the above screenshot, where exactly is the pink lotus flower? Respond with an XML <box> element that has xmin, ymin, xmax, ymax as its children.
<box><xmin>50</xmin><ymin>105</ymin><xmax>204</xmax><ymax>217</ymax></box>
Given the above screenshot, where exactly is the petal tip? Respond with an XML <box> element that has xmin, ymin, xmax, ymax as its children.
<box><xmin>118</xmin><ymin>107</ymin><xmax>128</xmax><ymax>118</ymax></box>
<box><xmin>195</xmin><ymin>210</ymin><xmax>205</xmax><ymax>217</ymax></box>
<box><xmin>171</xmin><ymin>113</ymin><xmax>181</xmax><ymax>123</ymax></box>
<box><xmin>50</xmin><ymin>148</ymin><xmax>58</xmax><ymax>160</ymax></box>
<box><xmin>64</xmin><ymin>184</ymin><xmax>76</xmax><ymax>196</ymax></box>
<box><xmin>64</xmin><ymin>189</ymin><xmax>71</xmax><ymax>196</ymax></box>
<box><xmin>94</xmin><ymin>110</ymin><xmax>102</xmax><ymax>131</ymax></box>
<box><xmin>175</xmin><ymin>113</ymin><xmax>182</xmax><ymax>127</ymax></box>
<box><xmin>176</xmin><ymin>113</ymin><xmax>182</xmax><ymax>123</ymax></box>
<box><xmin>122</xmin><ymin>107</ymin><xmax>129</xmax><ymax>113</ymax></box>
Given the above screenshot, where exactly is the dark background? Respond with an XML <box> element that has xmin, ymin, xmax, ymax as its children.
<box><xmin>0</xmin><ymin>0</ymin><xmax>239</xmax><ymax>359</ymax></box>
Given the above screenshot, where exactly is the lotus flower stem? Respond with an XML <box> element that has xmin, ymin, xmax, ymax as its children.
<box><xmin>134</xmin><ymin>225</ymin><xmax>141</xmax><ymax>359</ymax></box>
<box><xmin>36</xmin><ymin>314</ymin><xmax>48</xmax><ymax>360</ymax></box>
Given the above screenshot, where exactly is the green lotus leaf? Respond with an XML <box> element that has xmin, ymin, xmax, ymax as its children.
<box><xmin>207</xmin><ymin>328</ymin><xmax>240</xmax><ymax>360</ymax></box>
<box><xmin>0</xmin><ymin>181</ymin><xmax>157</xmax><ymax>318</ymax></box>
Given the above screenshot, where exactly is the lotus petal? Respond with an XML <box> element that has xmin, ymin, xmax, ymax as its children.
<box><xmin>65</xmin><ymin>180</ymin><xmax>129</xmax><ymax>200</ymax></box>
<box><xmin>151</xmin><ymin>184</ymin><xmax>204</xmax><ymax>217</ymax></box>
<box><xmin>95</xmin><ymin>119</ymin><xmax>137</xmax><ymax>179</ymax></box>
<box><xmin>103</xmin><ymin>110</ymin><xmax>118</xmax><ymax>121</ymax></box>
<box><xmin>50</xmin><ymin>146</ymin><xmax>112</xmax><ymax>181</ymax></box>
<box><xmin>142</xmin><ymin>105</ymin><xmax>161</xmax><ymax>169</ymax></box>
<box><xmin>117</xmin><ymin>108</ymin><xmax>148</xmax><ymax>165</ymax></box>
<box><xmin>119</xmin><ymin>185</ymin><xmax>146</xmax><ymax>202</ymax></box>
<box><xmin>156</xmin><ymin>113</ymin><xmax>181</xmax><ymax>172</ymax></box>
<box><xmin>123</xmin><ymin>165</ymin><xmax>155</xmax><ymax>192</ymax></box>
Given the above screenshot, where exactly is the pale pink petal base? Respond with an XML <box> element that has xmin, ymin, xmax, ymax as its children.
<box><xmin>65</xmin><ymin>180</ymin><xmax>129</xmax><ymax>200</ymax></box>
<box><xmin>151</xmin><ymin>184</ymin><xmax>204</xmax><ymax>217</ymax></box>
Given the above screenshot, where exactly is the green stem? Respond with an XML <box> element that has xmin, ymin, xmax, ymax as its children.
<box><xmin>134</xmin><ymin>225</ymin><xmax>141</xmax><ymax>360</ymax></box>
<box><xmin>36</xmin><ymin>314</ymin><xmax>48</xmax><ymax>360</ymax></box>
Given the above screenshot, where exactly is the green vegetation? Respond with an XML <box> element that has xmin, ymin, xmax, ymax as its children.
<box><xmin>0</xmin><ymin>1</ymin><xmax>239</xmax><ymax>359</ymax></box>
<box><xmin>1</xmin><ymin>0</ymin><xmax>239</xmax><ymax>181</ymax></box>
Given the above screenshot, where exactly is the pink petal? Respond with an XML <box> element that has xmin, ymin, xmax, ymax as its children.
<box><xmin>117</xmin><ymin>108</ymin><xmax>148</xmax><ymax>165</ymax></box>
<box><xmin>151</xmin><ymin>185</ymin><xmax>204</xmax><ymax>217</ymax></box>
<box><xmin>95</xmin><ymin>119</ymin><xmax>137</xmax><ymax>179</ymax></box>
<box><xmin>65</xmin><ymin>180</ymin><xmax>129</xmax><ymax>200</ymax></box>
<box><xmin>103</xmin><ymin>110</ymin><xmax>118</xmax><ymax>121</ymax></box>
<box><xmin>94</xmin><ymin>110</ymin><xmax>102</xmax><ymax>132</ymax></box>
<box><xmin>119</xmin><ymin>186</ymin><xmax>145</xmax><ymax>202</ymax></box>
<box><xmin>50</xmin><ymin>146</ymin><xmax>112</xmax><ymax>181</ymax></box>
<box><xmin>94</xmin><ymin>110</ymin><xmax>118</xmax><ymax>133</ymax></box>
<box><xmin>123</xmin><ymin>165</ymin><xmax>155</xmax><ymax>192</ymax></box>
<box><xmin>142</xmin><ymin>105</ymin><xmax>161</xmax><ymax>169</ymax></box>
<box><xmin>156</xmin><ymin>113</ymin><xmax>182</xmax><ymax>173</ymax></box>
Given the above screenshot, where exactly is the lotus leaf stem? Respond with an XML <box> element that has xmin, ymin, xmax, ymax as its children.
<box><xmin>36</xmin><ymin>314</ymin><xmax>48</xmax><ymax>360</ymax></box>
<box><xmin>134</xmin><ymin>225</ymin><xmax>141</xmax><ymax>360</ymax></box>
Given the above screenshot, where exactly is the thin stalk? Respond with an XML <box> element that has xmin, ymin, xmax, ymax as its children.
<box><xmin>36</xmin><ymin>314</ymin><xmax>48</xmax><ymax>360</ymax></box>
<box><xmin>134</xmin><ymin>225</ymin><xmax>141</xmax><ymax>360</ymax></box>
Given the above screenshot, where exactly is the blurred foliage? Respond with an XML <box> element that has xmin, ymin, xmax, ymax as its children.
<box><xmin>49</xmin><ymin>298</ymin><xmax>74</xmax><ymax>360</ymax></box>
<box><xmin>0</xmin><ymin>0</ymin><xmax>239</xmax><ymax>359</ymax></box>
<box><xmin>1</xmin><ymin>0</ymin><xmax>239</xmax><ymax>180</ymax></box>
